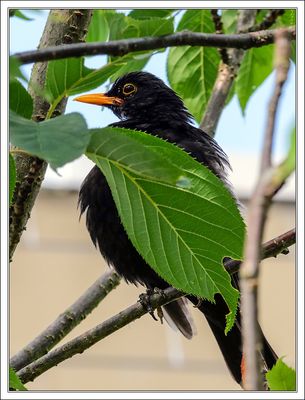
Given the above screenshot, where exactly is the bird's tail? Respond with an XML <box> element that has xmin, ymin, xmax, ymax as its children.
<box><xmin>187</xmin><ymin>294</ymin><xmax>278</xmax><ymax>385</ymax></box>
<box><xmin>162</xmin><ymin>297</ymin><xmax>196</xmax><ymax>340</ymax></box>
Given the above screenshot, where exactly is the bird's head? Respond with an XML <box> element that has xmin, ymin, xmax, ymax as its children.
<box><xmin>74</xmin><ymin>71</ymin><xmax>192</xmax><ymax>123</ymax></box>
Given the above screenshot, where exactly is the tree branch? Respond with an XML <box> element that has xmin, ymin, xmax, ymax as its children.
<box><xmin>210</xmin><ymin>9</ymin><xmax>230</xmax><ymax>64</ymax></box>
<box><xmin>17</xmin><ymin>287</ymin><xmax>183</xmax><ymax>384</ymax></box>
<box><xmin>225</xmin><ymin>228</ymin><xmax>295</xmax><ymax>275</ymax></box>
<box><xmin>9</xmin><ymin>10</ymin><xmax>93</xmax><ymax>261</ymax></box>
<box><xmin>200</xmin><ymin>10</ymin><xmax>258</xmax><ymax>135</ymax></box>
<box><xmin>239</xmin><ymin>30</ymin><xmax>292</xmax><ymax>390</ymax></box>
<box><xmin>12</xmin><ymin>229</ymin><xmax>295</xmax><ymax>384</ymax></box>
<box><xmin>10</xmin><ymin>270</ymin><xmax>121</xmax><ymax>372</ymax></box>
<box><xmin>249</xmin><ymin>9</ymin><xmax>285</xmax><ymax>32</ymax></box>
<box><xmin>12</xmin><ymin>27</ymin><xmax>296</xmax><ymax>65</ymax></box>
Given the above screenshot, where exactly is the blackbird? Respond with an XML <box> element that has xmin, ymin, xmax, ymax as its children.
<box><xmin>74</xmin><ymin>71</ymin><xmax>277</xmax><ymax>385</ymax></box>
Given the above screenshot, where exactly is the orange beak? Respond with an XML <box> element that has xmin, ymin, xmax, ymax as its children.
<box><xmin>73</xmin><ymin>93</ymin><xmax>124</xmax><ymax>107</ymax></box>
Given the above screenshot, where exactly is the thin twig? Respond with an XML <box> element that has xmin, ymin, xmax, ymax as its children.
<box><xmin>10</xmin><ymin>270</ymin><xmax>121</xmax><ymax>372</ymax></box>
<box><xmin>239</xmin><ymin>30</ymin><xmax>292</xmax><ymax>390</ymax></box>
<box><xmin>211</xmin><ymin>9</ymin><xmax>230</xmax><ymax>64</ymax></box>
<box><xmin>13</xmin><ymin>229</ymin><xmax>295</xmax><ymax>383</ymax></box>
<box><xmin>200</xmin><ymin>10</ymin><xmax>258</xmax><ymax>135</ymax></box>
<box><xmin>249</xmin><ymin>9</ymin><xmax>285</xmax><ymax>32</ymax></box>
<box><xmin>225</xmin><ymin>228</ymin><xmax>295</xmax><ymax>275</ymax></box>
<box><xmin>17</xmin><ymin>287</ymin><xmax>183</xmax><ymax>384</ymax></box>
<box><xmin>12</xmin><ymin>27</ymin><xmax>296</xmax><ymax>65</ymax></box>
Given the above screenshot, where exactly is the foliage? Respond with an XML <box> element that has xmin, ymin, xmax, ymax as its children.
<box><xmin>9</xmin><ymin>367</ymin><xmax>27</xmax><ymax>391</ymax></box>
<box><xmin>222</xmin><ymin>9</ymin><xmax>296</xmax><ymax>109</ymax></box>
<box><xmin>9</xmin><ymin>9</ymin><xmax>33</xmax><ymax>21</ymax></box>
<box><xmin>86</xmin><ymin>127</ymin><xmax>245</xmax><ymax>332</ymax></box>
<box><xmin>10</xmin><ymin>79</ymin><xmax>33</xmax><ymax>119</ymax></box>
<box><xmin>266</xmin><ymin>359</ymin><xmax>296</xmax><ymax>391</ymax></box>
<box><xmin>167</xmin><ymin>10</ymin><xmax>220</xmax><ymax>122</ymax></box>
<box><xmin>9</xmin><ymin>57</ymin><xmax>28</xmax><ymax>83</ymax></box>
<box><xmin>235</xmin><ymin>45</ymin><xmax>275</xmax><ymax>113</ymax></box>
<box><xmin>9</xmin><ymin>111</ymin><xmax>90</xmax><ymax>170</ymax></box>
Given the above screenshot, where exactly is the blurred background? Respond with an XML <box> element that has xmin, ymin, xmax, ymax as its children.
<box><xmin>9</xmin><ymin>9</ymin><xmax>295</xmax><ymax>391</ymax></box>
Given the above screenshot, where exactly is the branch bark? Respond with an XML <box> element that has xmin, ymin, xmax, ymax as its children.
<box><xmin>249</xmin><ymin>9</ymin><xmax>285</xmax><ymax>32</ymax></box>
<box><xmin>210</xmin><ymin>9</ymin><xmax>230</xmax><ymax>64</ymax></box>
<box><xmin>239</xmin><ymin>30</ymin><xmax>292</xmax><ymax>390</ymax></box>
<box><xmin>225</xmin><ymin>228</ymin><xmax>295</xmax><ymax>275</ymax></box>
<box><xmin>17</xmin><ymin>287</ymin><xmax>184</xmax><ymax>384</ymax></box>
<box><xmin>11</xmin><ymin>228</ymin><xmax>295</xmax><ymax>383</ymax></box>
<box><xmin>9</xmin><ymin>10</ymin><xmax>93</xmax><ymax>261</ymax></box>
<box><xmin>12</xmin><ymin>27</ymin><xmax>296</xmax><ymax>65</ymax></box>
<box><xmin>10</xmin><ymin>270</ymin><xmax>121</xmax><ymax>372</ymax></box>
<box><xmin>200</xmin><ymin>10</ymin><xmax>258</xmax><ymax>135</ymax></box>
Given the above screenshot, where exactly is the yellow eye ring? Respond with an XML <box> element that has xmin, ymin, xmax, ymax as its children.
<box><xmin>122</xmin><ymin>83</ymin><xmax>137</xmax><ymax>96</ymax></box>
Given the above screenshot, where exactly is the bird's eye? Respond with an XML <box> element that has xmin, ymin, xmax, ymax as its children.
<box><xmin>122</xmin><ymin>83</ymin><xmax>137</xmax><ymax>96</ymax></box>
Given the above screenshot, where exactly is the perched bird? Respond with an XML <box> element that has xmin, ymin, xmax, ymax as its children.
<box><xmin>74</xmin><ymin>71</ymin><xmax>277</xmax><ymax>385</ymax></box>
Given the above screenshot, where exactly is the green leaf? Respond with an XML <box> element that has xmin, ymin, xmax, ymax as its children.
<box><xmin>9</xmin><ymin>154</ymin><xmax>17</xmax><ymax>205</ymax></box>
<box><xmin>109</xmin><ymin>14</ymin><xmax>174</xmax><ymax>81</ymax></box>
<box><xmin>9</xmin><ymin>57</ymin><xmax>28</xmax><ymax>83</ymax></box>
<box><xmin>11</xmin><ymin>10</ymin><xmax>33</xmax><ymax>21</ymax></box>
<box><xmin>9</xmin><ymin>111</ymin><xmax>90</xmax><ymax>170</ymax></box>
<box><xmin>86</xmin><ymin>10</ymin><xmax>109</xmax><ymax>42</ymax></box>
<box><xmin>235</xmin><ymin>45</ymin><xmax>274</xmax><ymax>113</ymax></box>
<box><xmin>105</xmin><ymin>11</ymin><xmax>174</xmax><ymax>40</ymax></box>
<box><xmin>255</xmin><ymin>9</ymin><xmax>296</xmax><ymax>28</ymax></box>
<box><xmin>167</xmin><ymin>10</ymin><xmax>220</xmax><ymax>123</ymax></box>
<box><xmin>9</xmin><ymin>367</ymin><xmax>27</xmax><ymax>391</ymax></box>
<box><xmin>86</xmin><ymin>127</ymin><xmax>245</xmax><ymax>332</ymax></box>
<box><xmin>10</xmin><ymin>79</ymin><xmax>33</xmax><ymax>119</ymax></box>
<box><xmin>128</xmin><ymin>9</ymin><xmax>176</xmax><ymax>19</ymax></box>
<box><xmin>135</xmin><ymin>16</ymin><xmax>174</xmax><ymax>37</ymax></box>
<box><xmin>266</xmin><ymin>359</ymin><xmax>296</xmax><ymax>391</ymax></box>
<box><xmin>221</xmin><ymin>10</ymin><xmax>238</xmax><ymax>34</ymax></box>
<box><xmin>105</xmin><ymin>11</ymin><xmax>128</xmax><ymax>41</ymax></box>
<box><xmin>87</xmin><ymin>128</ymin><xmax>187</xmax><ymax>185</ymax></box>
<box><xmin>277</xmin><ymin>10</ymin><xmax>296</xmax><ymax>27</ymax></box>
<box><xmin>89</xmin><ymin>10</ymin><xmax>174</xmax><ymax>83</ymax></box>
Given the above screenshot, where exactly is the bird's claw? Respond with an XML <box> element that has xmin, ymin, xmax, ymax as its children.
<box><xmin>138</xmin><ymin>290</ymin><xmax>158</xmax><ymax>321</ymax></box>
<box><xmin>138</xmin><ymin>288</ymin><xmax>165</xmax><ymax>322</ymax></box>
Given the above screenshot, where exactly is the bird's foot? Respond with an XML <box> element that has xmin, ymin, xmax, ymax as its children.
<box><xmin>138</xmin><ymin>289</ymin><xmax>158</xmax><ymax>321</ymax></box>
<box><xmin>138</xmin><ymin>288</ymin><xmax>165</xmax><ymax>323</ymax></box>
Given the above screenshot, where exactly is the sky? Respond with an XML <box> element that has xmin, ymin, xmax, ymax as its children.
<box><xmin>10</xmin><ymin>9</ymin><xmax>296</xmax><ymax>192</ymax></box>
